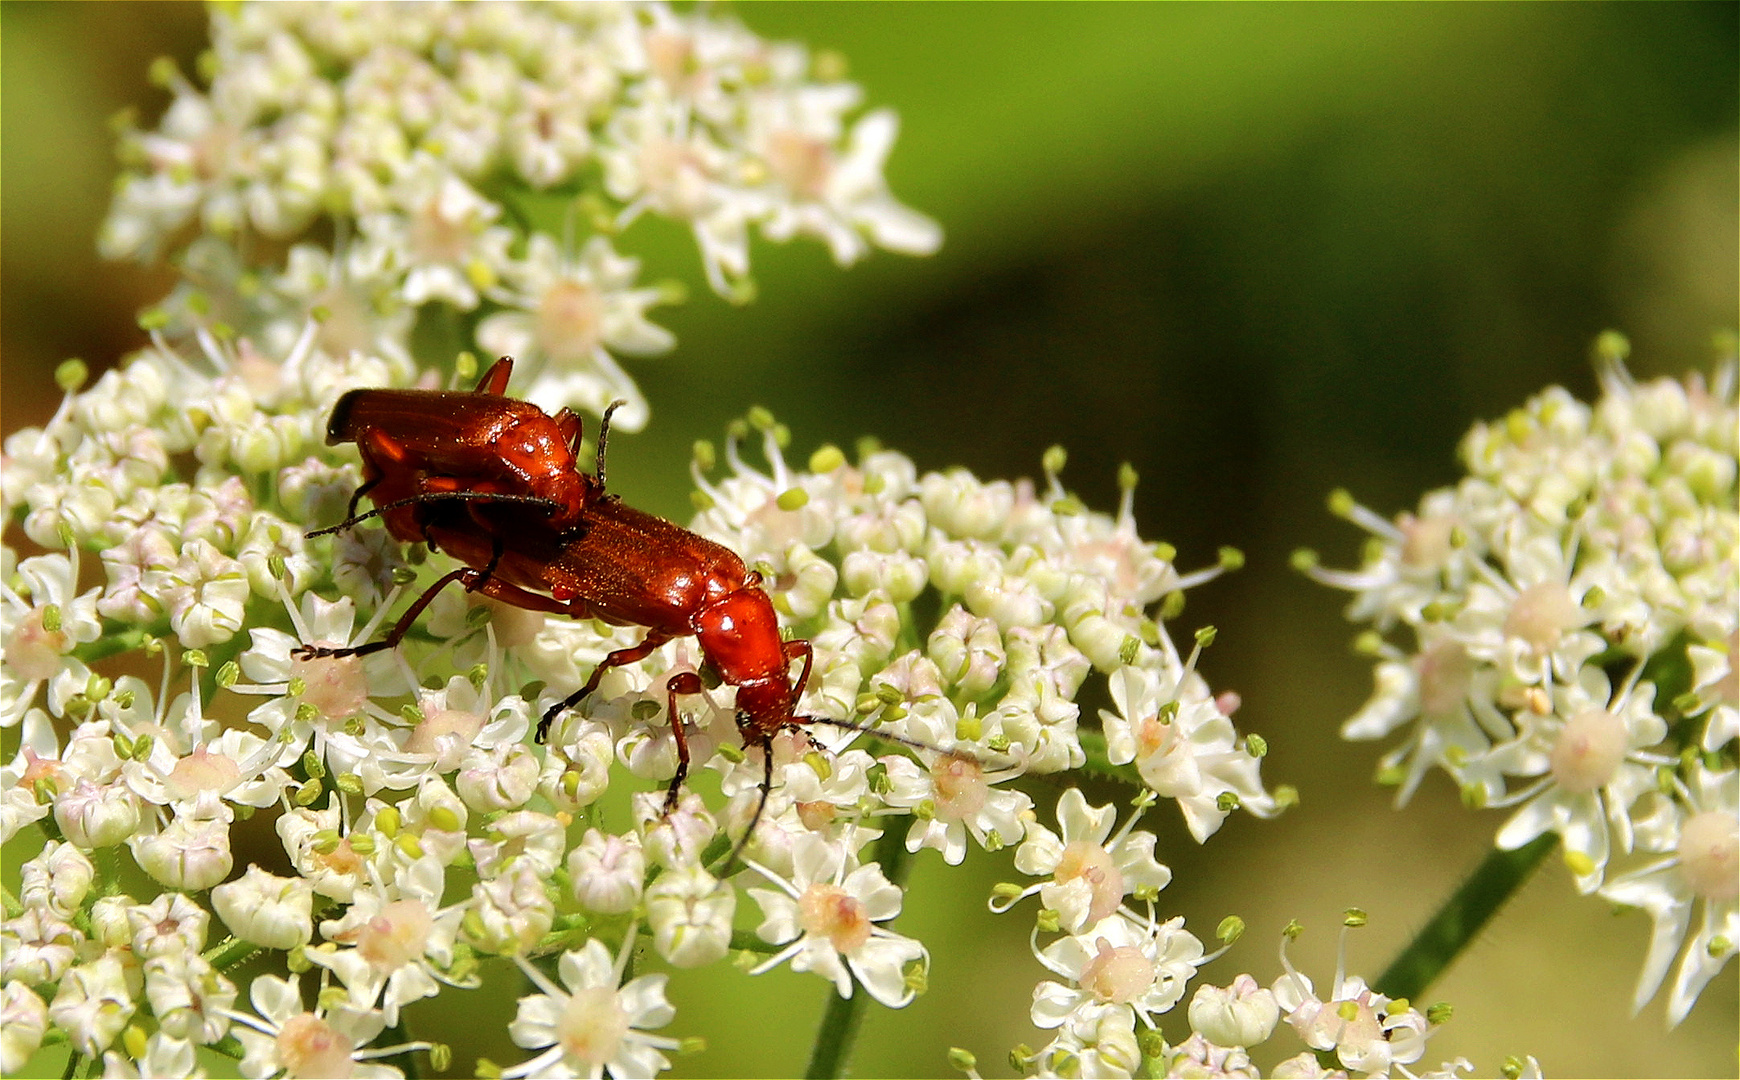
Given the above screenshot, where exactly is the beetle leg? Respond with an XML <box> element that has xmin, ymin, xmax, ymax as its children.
<box><xmin>293</xmin><ymin>566</ymin><xmax>481</xmax><ymax>660</ymax></box>
<box><xmin>536</xmin><ymin>629</ymin><xmax>674</xmax><ymax>743</ymax></box>
<box><xmin>345</xmin><ymin>474</ymin><xmax>381</xmax><ymax>523</ymax></box>
<box><xmin>662</xmin><ymin>670</ymin><xmax>705</xmax><ymax>812</ymax></box>
<box><xmin>782</xmin><ymin>638</ymin><xmax>814</xmax><ymax>697</ymax></box>
<box><xmin>475</xmin><ymin>355</ymin><xmax>514</xmax><ymax>395</ymax></box>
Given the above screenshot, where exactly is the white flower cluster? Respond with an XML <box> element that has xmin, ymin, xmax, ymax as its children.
<box><xmin>967</xmin><ymin>873</ymin><xmax>1539</xmax><ymax>1080</ymax></box>
<box><xmin>1302</xmin><ymin>338</ymin><xmax>1739</xmax><ymax>1026</ymax></box>
<box><xmin>0</xmin><ymin>304</ymin><xmax>1274</xmax><ymax>1078</ymax></box>
<box><xmin>101</xmin><ymin>0</ymin><xmax>940</xmax><ymax>430</ymax></box>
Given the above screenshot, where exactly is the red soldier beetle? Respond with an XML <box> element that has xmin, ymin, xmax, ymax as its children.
<box><xmin>299</xmin><ymin>362</ymin><xmax>948</xmax><ymax>856</ymax></box>
<box><xmin>320</xmin><ymin>355</ymin><xmax>609</xmax><ymax>537</ymax></box>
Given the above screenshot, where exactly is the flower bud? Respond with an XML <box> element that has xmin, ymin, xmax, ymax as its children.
<box><xmin>455</xmin><ymin>744</ymin><xmax>540</xmax><ymax>811</ymax></box>
<box><xmin>539</xmin><ymin>723</ymin><xmax>614</xmax><ymax>812</ymax></box>
<box><xmin>18</xmin><ymin>840</ymin><xmax>94</xmax><ymax>918</ymax></box>
<box><xmin>133</xmin><ymin>810</ymin><xmax>233</xmax><ymax>890</ymax></box>
<box><xmin>48</xmin><ymin>955</ymin><xmax>135</xmax><ymax>1056</ymax></box>
<box><xmin>1188</xmin><ymin>974</ymin><xmax>1280</xmax><ymax>1048</ymax></box>
<box><xmin>54</xmin><ymin>780</ymin><xmax>141</xmax><ymax>849</ymax></box>
<box><xmin>464</xmin><ymin>863</ymin><xmax>554</xmax><ymax>955</ymax></box>
<box><xmin>87</xmin><ymin>894</ymin><xmax>135</xmax><ymax>950</ymax></box>
<box><xmin>471</xmin><ymin>810</ymin><xmax>565</xmax><ymax>878</ymax></box>
<box><xmin>0</xmin><ymin>909</ymin><xmax>80</xmax><ymax>986</ymax></box>
<box><xmin>646</xmin><ymin>865</ymin><xmax>736</xmax><ymax>968</ymax></box>
<box><xmin>636</xmin><ymin>791</ymin><xmax>718</xmax><ymax>869</ymax></box>
<box><xmin>212</xmin><ymin>865</ymin><xmax>314</xmax><ymax>950</ymax></box>
<box><xmin>928</xmin><ymin>606</ymin><xmax>1005</xmax><ymax>697</ymax></box>
<box><xmin>842</xmin><ymin>549</ymin><xmax>929</xmax><ymax>603</ymax></box>
<box><xmin>0</xmin><ymin>982</ymin><xmax>47</xmax><ymax>1075</ymax></box>
<box><xmin>567</xmin><ymin>829</ymin><xmax>646</xmax><ymax>915</ymax></box>
<box><xmin>127</xmin><ymin>893</ymin><xmax>210</xmax><ymax>959</ymax></box>
<box><xmin>144</xmin><ymin>952</ymin><xmax>235</xmax><ymax>1043</ymax></box>
<box><xmin>777</xmin><ymin>544</ymin><xmax>839</xmax><ymax>620</ymax></box>
<box><xmin>920</xmin><ymin>470</ymin><xmax>1012</xmax><ymax>540</ymax></box>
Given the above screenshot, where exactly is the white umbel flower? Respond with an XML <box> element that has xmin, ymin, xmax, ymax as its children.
<box><xmin>505</xmin><ymin>933</ymin><xmax>680</xmax><ymax>1080</ymax></box>
<box><xmin>746</xmin><ymin>831</ymin><xmax>926</xmax><ymax>1007</ymax></box>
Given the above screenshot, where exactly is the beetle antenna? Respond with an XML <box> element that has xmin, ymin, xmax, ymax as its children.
<box><xmin>806</xmin><ymin>714</ymin><xmax>988</xmax><ymax>761</ymax></box>
<box><xmin>714</xmin><ymin>734</ymin><xmax>777</xmax><ymax>876</ymax></box>
<box><xmin>594</xmin><ymin>399</ymin><xmax>628</xmax><ymax>492</ymax></box>
<box><xmin>305</xmin><ymin>491</ymin><xmax>563</xmax><ymax>538</ymax></box>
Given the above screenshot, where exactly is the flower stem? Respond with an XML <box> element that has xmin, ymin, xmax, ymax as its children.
<box><xmin>803</xmin><ymin>827</ymin><xmax>912</xmax><ymax>1080</ymax></box>
<box><xmin>1373</xmin><ymin>832</ymin><xmax>1556</xmax><ymax>1001</ymax></box>
<box><xmin>203</xmin><ymin>935</ymin><xmax>261</xmax><ymax>972</ymax></box>
<box><xmin>1075</xmin><ymin>727</ymin><xmax>1146</xmax><ymax>789</ymax></box>
<box><xmin>382</xmin><ymin>1020</ymin><xmax>421</xmax><ymax>1080</ymax></box>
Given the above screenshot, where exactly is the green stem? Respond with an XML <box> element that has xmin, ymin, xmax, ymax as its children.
<box><xmin>1076</xmin><ymin>728</ymin><xmax>1147</xmax><ymax>789</ymax></box>
<box><xmin>2</xmin><ymin>884</ymin><xmax>23</xmax><ymax>919</ymax></box>
<box><xmin>203</xmin><ymin>935</ymin><xmax>262</xmax><ymax>972</ymax></box>
<box><xmin>61</xmin><ymin>1051</ymin><xmax>83</xmax><ymax>1080</ymax></box>
<box><xmin>207</xmin><ymin>1035</ymin><xmax>246</xmax><ymax>1060</ymax></box>
<box><xmin>804</xmin><ymin>827</ymin><xmax>912</xmax><ymax>1080</ymax></box>
<box><xmin>729</xmin><ymin>929</ymin><xmax>783</xmax><ymax>955</ymax></box>
<box><xmin>1373</xmin><ymin>833</ymin><xmax>1556</xmax><ymax>1002</ymax></box>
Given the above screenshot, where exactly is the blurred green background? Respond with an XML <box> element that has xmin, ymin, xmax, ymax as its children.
<box><xmin>3</xmin><ymin>3</ymin><xmax>1736</xmax><ymax>1077</ymax></box>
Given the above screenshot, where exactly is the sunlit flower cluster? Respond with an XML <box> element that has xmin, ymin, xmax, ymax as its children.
<box><xmin>960</xmin><ymin>898</ymin><xmax>1540</xmax><ymax>1080</ymax></box>
<box><xmin>100</xmin><ymin>0</ymin><xmax>940</xmax><ymax>430</ymax></box>
<box><xmin>1302</xmin><ymin>337</ymin><xmax>1739</xmax><ymax>1026</ymax></box>
<box><xmin>2</xmin><ymin>320</ymin><xmax>1274</xmax><ymax>1075</ymax></box>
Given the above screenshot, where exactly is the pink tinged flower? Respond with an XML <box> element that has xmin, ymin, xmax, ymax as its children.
<box><xmin>1549</xmin><ymin>708</ymin><xmax>1630</xmax><ymax>792</ymax></box>
<box><xmin>1033</xmin><ymin>914</ymin><xmax>1204</xmax><ymax>1032</ymax></box>
<box><xmin>505</xmin><ymin>935</ymin><xmax>680</xmax><ymax>1080</ymax></box>
<box><xmin>162</xmin><ymin>745</ymin><xmax>244</xmax><ymax>802</ymax></box>
<box><xmin>54</xmin><ymin>779</ymin><xmax>142</xmax><ymax>849</ymax></box>
<box><xmin>1271</xmin><ymin>929</ymin><xmax>1429</xmax><ymax>1075</ymax></box>
<box><xmin>1502</xmin><ymin>582</ymin><xmax>1586</xmax><ymax>651</ymax></box>
<box><xmin>1678</xmin><ymin>810</ymin><xmax>1739</xmax><ymax>902</ymax></box>
<box><xmin>2</xmin><ymin>550</ymin><xmax>103</xmax><ymax>724</ymax></box>
<box><xmin>881</xmin><ymin>751</ymin><xmax>1031</xmax><ymax>866</ymax></box>
<box><xmin>1165</xmin><ymin>1031</ymin><xmax>1259</xmax><ymax>1078</ymax></box>
<box><xmin>230</xmin><ymin>974</ymin><xmax>414</xmax><ymax>1080</ymax></box>
<box><xmin>126</xmin><ymin>892</ymin><xmax>210</xmax><ymax>959</ymax></box>
<box><xmin>745</xmin><ymin>832</ymin><xmax>927</xmax><ymax>1008</ymax></box>
<box><xmin>311</xmin><ymin>893</ymin><xmax>458</xmax><ymax>1026</ymax></box>
<box><xmin>568</xmin><ymin>829</ymin><xmax>647</xmax><ymax>915</ymax></box>
<box><xmin>1006</xmin><ymin>788</ymin><xmax>1172</xmax><ymax>935</ymax></box>
<box><xmin>213</xmin><ymin>865</ymin><xmax>315</xmax><ymax>950</ymax></box>
<box><xmin>293</xmin><ymin>650</ymin><xmax>371</xmax><ymax>723</ymax></box>
<box><xmin>48</xmin><ymin>955</ymin><xmax>136</xmax><ymax>1056</ymax></box>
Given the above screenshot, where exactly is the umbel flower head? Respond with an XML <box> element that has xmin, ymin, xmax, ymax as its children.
<box><xmin>1301</xmin><ymin>332</ymin><xmax>1739</xmax><ymax>1024</ymax></box>
<box><xmin>100</xmin><ymin>0</ymin><xmax>941</xmax><ymax>431</ymax></box>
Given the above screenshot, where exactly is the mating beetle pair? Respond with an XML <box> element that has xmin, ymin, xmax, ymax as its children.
<box><xmin>301</xmin><ymin>357</ymin><xmax>819</xmax><ymax>819</ymax></box>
